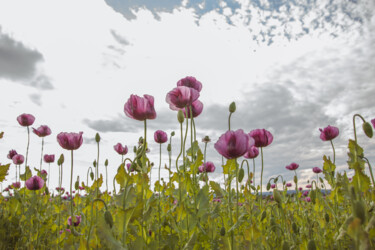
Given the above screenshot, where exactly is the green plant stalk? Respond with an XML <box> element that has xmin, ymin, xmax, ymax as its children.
<box><xmin>330</xmin><ymin>140</ymin><xmax>336</xmax><ymax>165</ymax></box>
<box><xmin>48</xmin><ymin>163</ymin><xmax>50</xmax><ymax>189</ymax></box>
<box><xmin>182</xmin><ymin>111</ymin><xmax>190</xmax><ymax>241</ymax></box>
<box><xmin>40</xmin><ymin>138</ymin><xmax>44</xmax><ymax>171</ymax></box>
<box><xmin>70</xmin><ymin>150</ymin><xmax>75</xmax><ymax>246</ymax></box>
<box><xmin>352</xmin><ymin>114</ymin><xmax>366</xmax><ymax>197</ymax></box>
<box><xmin>122</xmin><ymin>180</ymin><xmax>129</xmax><ymax>246</ymax></box>
<box><xmin>228</xmin><ymin>171</ymin><xmax>234</xmax><ymax>250</ymax></box>
<box><xmin>252</xmin><ymin>158</ymin><xmax>256</xmax><ymax>187</ymax></box>
<box><xmin>158</xmin><ymin>143</ymin><xmax>162</xmax><ymax>249</ymax></box>
<box><xmin>113</xmin><ymin>176</ymin><xmax>117</xmax><ymax>195</ymax></box>
<box><xmin>189</xmin><ymin>106</ymin><xmax>198</xmax><ymax>218</ymax></box>
<box><xmin>235</xmin><ymin>158</ymin><xmax>239</xmax><ymax>234</ymax></box>
<box><xmin>106</xmin><ymin>164</ymin><xmax>108</xmax><ymax>202</ymax></box>
<box><xmin>364</xmin><ymin>157</ymin><xmax>375</xmax><ymax>187</ymax></box>
<box><xmin>294</xmin><ymin>170</ymin><xmax>299</xmax><ymax>207</ymax></box>
<box><xmin>24</xmin><ymin>126</ymin><xmax>30</xmax><ymax>199</ymax></box>
<box><xmin>142</xmin><ymin>119</ymin><xmax>147</xmax><ymax>243</ymax></box>
<box><xmin>260</xmin><ymin>147</ymin><xmax>264</xmax><ymax>209</ymax></box>
<box><xmin>176</xmin><ymin>122</ymin><xmax>183</xmax><ymax>203</ymax></box>
<box><xmin>228</xmin><ymin>112</ymin><xmax>232</xmax><ymax>131</ymax></box>
<box><xmin>96</xmin><ymin>140</ymin><xmax>100</xmax><ymax>198</ymax></box>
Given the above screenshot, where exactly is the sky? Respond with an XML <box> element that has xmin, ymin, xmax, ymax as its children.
<box><xmin>0</xmin><ymin>0</ymin><xmax>375</xmax><ymax>193</ymax></box>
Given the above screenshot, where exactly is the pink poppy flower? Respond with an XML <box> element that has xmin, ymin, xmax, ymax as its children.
<box><xmin>243</xmin><ymin>146</ymin><xmax>259</xmax><ymax>159</ymax></box>
<box><xmin>68</xmin><ymin>215</ymin><xmax>81</xmax><ymax>227</ymax></box>
<box><xmin>215</xmin><ymin>129</ymin><xmax>254</xmax><ymax>159</ymax></box>
<box><xmin>249</xmin><ymin>129</ymin><xmax>273</xmax><ymax>148</ymax></box>
<box><xmin>312</xmin><ymin>167</ymin><xmax>322</xmax><ymax>174</ymax></box>
<box><xmin>114</xmin><ymin>143</ymin><xmax>128</xmax><ymax>155</ymax></box>
<box><xmin>182</xmin><ymin>100</ymin><xmax>203</xmax><ymax>118</ymax></box>
<box><xmin>319</xmin><ymin>125</ymin><xmax>339</xmax><ymax>141</ymax></box>
<box><xmin>44</xmin><ymin>154</ymin><xmax>55</xmax><ymax>163</ymax></box>
<box><xmin>176</xmin><ymin>76</ymin><xmax>202</xmax><ymax>92</ymax></box>
<box><xmin>154</xmin><ymin>130</ymin><xmax>168</xmax><ymax>144</ymax></box>
<box><xmin>124</xmin><ymin>94</ymin><xmax>156</xmax><ymax>121</ymax></box>
<box><xmin>7</xmin><ymin>149</ymin><xmax>18</xmax><ymax>160</ymax></box>
<box><xmin>12</xmin><ymin>154</ymin><xmax>24</xmax><ymax>165</ymax></box>
<box><xmin>32</xmin><ymin>125</ymin><xmax>52</xmax><ymax>137</ymax></box>
<box><xmin>198</xmin><ymin>161</ymin><xmax>216</xmax><ymax>173</ymax></box>
<box><xmin>25</xmin><ymin>176</ymin><xmax>44</xmax><ymax>190</ymax></box>
<box><xmin>17</xmin><ymin>113</ymin><xmax>35</xmax><ymax>127</ymax></box>
<box><xmin>57</xmin><ymin>132</ymin><xmax>83</xmax><ymax>150</ymax></box>
<box><xmin>285</xmin><ymin>163</ymin><xmax>299</xmax><ymax>171</ymax></box>
<box><xmin>166</xmin><ymin>86</ymin><xmax>199</xmax><ymax>110</ymax></box>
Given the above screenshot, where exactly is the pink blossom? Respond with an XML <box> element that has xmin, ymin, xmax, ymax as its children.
<box><xmin>182</xmin><ymin>100</ymin><xmax>203</xmax><ymax>118</ymax></box>
<box><xmin>57</xmin><ymin>132</ymin><xmax>83</xmax><ymax>150</ymax></box>
<box><xmin>312</xmin><ymin>167</ymin><xmax>322</xmax><ymax>174</ymax></box>
<box><xmin>249</xmin><ymin>129</ymin><xmax>273</xmax><ymax>148</ymax></box>
<box><xmin>319</xmin><ymin>125</ymin><xmax>339</xmax><ymax>141</ymax></box>
<box><xmin>68</xmin><ymin>215</ymin><xmax>81</xmax><ymax>227</ymax></box>
<box><xmin>32</xmin><ymin>125</ymin><xmax>51</xmax><ymax>137</ymax></box>
<box><xmin>124</xmin><ymin>94</ymin><xmax>156</xmax><ymax>121</ymax></box>
<box><xmin>17</xmin><ymin>113</ymin><xmax>35</xmax><ymax>127</ymax></box>
<box><xmin>166</xmin><ymin>86</ymin><xmax>199</xmax><ymax>110</ymax></box>
<box><xmin>271</xmin><ymin>184</ymin><xmax>276</xmax><ymax>189</ymax></box>
<box><xmin>285</xmin><ymin>162</ymin><xmax>299</xmax><ymax>171</ymax></box>
<box><xmin>198</xmin><ymin>161</ymin><xmax>216</xmax><ymax>173</ymax></box>
<box><xmin>371</xmin><ymin>119</ymin><xmax>375</xmax><ymax>129</ymax></box>
<box><xmin>7</xmin><ymin>149</ymin><xmax>18</xmax><ymax>160</ymax></box>
<box><xmin>44</xmin><ymin>154</ymin><xmax>55</xmax><ymax>163</ymax></box>
<box><xmin>154</xmin><ymin>130</ymin><xmax>168</xmax><ymax>144</ymax></box>
<box><xmin>176</xmin><ymin>76</ymin><xmax>202</xmax><ymax>92</ymax></box>
<box><xmin>305</xmin><ymin>197</ymin><xmax>311</xmax><ymax>202</ymax></box>
<box><xmin>114</xmin><ymin>143</ymin><xmax>128</xmax><ymax>155</ymax></box>
<box><xmin>243</xmin><ymin>146</ymin><xmax>259</xmax><ymax>159</ymax></box>
<box><xmin>286</xmin><ymin>183</ymin><xmax>292</xmax><ymax>187</ymax></box>
<box><xmin>215</xmin><ymin>129</ymin><xmax>254</xmax><ymax>159</ymax></box>
<box><xmin>25</xmin><ymin>176</ymin><xmax>44</xmax><ymax>190</ymax></box>
<box><xmin>12</xmin><ymin>154</ymin><xmax>24</xmax><ymax>165</ymax></box>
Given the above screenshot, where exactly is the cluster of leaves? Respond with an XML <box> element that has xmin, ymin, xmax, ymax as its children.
<box><xmin>1</xmin><ymin>129</ymin><xmax>375</xmax><ymax>249</ymax></box>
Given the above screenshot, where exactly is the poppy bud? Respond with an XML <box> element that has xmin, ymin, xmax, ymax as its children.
<box><xmin>75</xmin><ymin>180</ymin><xmax>79</xmax><ymax>190</ymax></box>
<box><xmin>93</xmin><ymin>160</ymin><xmax>97</xmax><ymax>168</ymax></box>
<box><xmin>362</xmin><ymin>122</ymin><xmax>373</xmax><ymax>138</ymax></box>
<box><xmin>273</xmin><ymin>189</ymin><xmax>282</xmax><ymax>204</ymax></box>
<box><xmin>220</xmin><ymin>227</ymin><xmax>226</xmax><ymax>236</ymax></box>
<box><xmin>167</xmin><ymin>144</ymin><xmax>171</xmax><ymax>152</ymax></box>
<box><xmin>229</xmin><ymin>102</ymin><xmax>236</xmax><ymax>113</ymax></box>
<box><xmin>238</xmin><ymin>168</ymin><xmax>244</xmax><ymax>182</ymax></box>
<box><xmin>266</xmin><ymin>182</ymin><xmax>271</xmax><ymax>191</ymax></box>
<box><xmin>177</xmin><ymin>110</ymin><xmax>184</xmax><ymax>123</ymax></box>
<box><xmin>307</xmin><ymin>240</ymin><xmax>316</xmax><ymax>250</ymax></box>
<box><xmin>325</xmin><ymin>213</ymin><xmax>329</xmax><ymax>223</ymax></box>
<box><xmin>171</xmin><ymin>131</ymin><xmax>175</xmax><ymax>136</ymax></box>
<box><xmin>104</xmin><ymin>210</ymin><xmax>114</xmax><ymax>228</ymax></box>
<box><xmin>294</xmin><ymin>175</ymin><xmax>298</xmax><ymax>184</ymax></box>
<box><xmin>90</xmin><ymin>172</ymin><xmax>94</xmax><ymax>180</ymax></box>
<box><xmin>105</xmin><ymin>159</ymin><xmax>108</xmax><ymax>167</ymax></box>
<box><xmin>95</xmin><ymin>133</ymin><xmax>101</xmax><ymax>143</ymax></box>
<box><xmin>58</xmin><ymin>154</ymin><xmax>64</xmax><ymax>166</ymax></box>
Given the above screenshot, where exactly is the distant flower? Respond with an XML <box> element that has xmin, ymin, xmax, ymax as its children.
<box><xmin>79</xmin><ymin>186</ymin><xmax>85</xmax><ymax>190</ymax></box>
<box><xmin>12</xmin><ymin>182</ymin><xmax>21</xmax><ymax>189</ymax></box>
<box><xmin>154</xmin><ymin>130</ymin><xmax>168</xmax><ymax>144</ymax></box>
<box><xmin>41</xmin><ymin>169</ymin><xmax>47</xmax><ymax>175</ymax></box>
<box><xmin>68</xmin><ymin>215</ymin><xmax>81</xmax><ymax>227</ymax></box>
<box><xmin>3</xmin><ymin>187</ymin><xmax>9</xmax><ymax>192</ymax></box>
<box><xmin>249</xmin><ymin>129</ymin><xmax>273</xmax><ymax>148</ymax></box>
<box><xmin>312</xmin><ymin>167</ymin><xmax>322</xmax><ymax>174</ymax></box>
<box><xmin>126</xmin><ymin>163</ymin><xmax>134</xmax><ymax>172</ymax></box>
<box><xmin>199</xmin><ymin>161</ymin><xmax>216</xmax><ymax>173</ymax></box>
<box><xmin>319</xmin><ymin>125</ymin><xmax>339</xmax><ymax>141</ymax></box>
<box><xmin>286</xmin><ymin>183</ymin><xmax>292</xmax><ymax>187</ymax></box>
<box><xmin>166</xmin><ymin>86</ymin><xmax>200</xmax><ymax>110</ymax></box>
<box><xmin>306</xmin><ymin>184</ymin><xmax>312</xmax><ymax>189</ymax></box>
<box><xmin>12</xmin><ymin>154</ymin><xmax>24</xmax><ymax>165</ymax></box>
<box><xmin>7</xmin><ymin>149</ymin><xmax>18</xmax><ymax>160</ymax></box>
<box><xmin>285</xmin><ymin>162</ymin><xmax>299</xmax><ymax>171</ymax></box>
<box><xmin>305</xmin><ymin>197</ymin><xmax>311</xmax><ymax>202</ymax></box>
<box><xmin>271</xmin><ymin>184</ymin><xmax>276</xmax><ymax>189</ymax></box>
<box><xmin>56</xmin><ymin>187</ymin><xmax>65</xmax><ymax>192</ymax></box>
<box><xmin>114</xmin><ymin>143</ymin><xmax>128</xmax><ymax>155</ymax></box>
<box><xmin>44</xmin><ymin>154</ymin><xmax>55</xmax><ymax>163</ymax></box>
<box><xmin>124</xmin><ymin>94</ymin><xmax>156</xmax><ymax>121</ymax></box>
<box><xmin>299</xmin><ymin>187</ymin><xmax>303</xmax><ymax>191</ymax></box>
<box><xmin>182</xmin><ymin>100</ymin><xmax>203</xmax><ymax>118</ymax></box>
<box><xmin>244</xmin><ymin>146</ymin><xmax>259</xmax><ymax>159</ymax></box>
<box><xmin>213</xmin><ymin>198</ymin><xmax>222</xmax><ymax>203</ymax></box>
<box><xmin>176</xmin><ymin>76</ymin><xmax>202</xmax><ymax>92</ymax></box>
<box><xmin>17</xmin><ymin>113</ymin><xmax>35</xmax><ymax>127</ymax></box>
<box><xmin>32</xmin><ymin>125</ymin><xmax>51</xmax><ymax>137</ymax></box>
<box><xmin>303</xmin><ymin>190</ymin><xmax>309</xmax><ymax>197</ymax></box>
<box><xmin>57</xmin><ymin>132</ymin><xmax>83</xmax><ymax>150</ymax></box>
<box><xmin>202</xmin><ymin>136</ymin><xmax>211</xmax><ymax>143</ymax></box>
<box><xmin>25</xmin><ymin>176</ymin><xmax>44</xmax><ymax>190</ymax></box>
<box><xmin>215</xmin><ymin>129</ymin><xmax>254</xmax><ymax>159</ymax></box>
<box><xmin>371</xmin><ymin>119</ymin><xmax>375</xmax><ymax>129</ymax></box>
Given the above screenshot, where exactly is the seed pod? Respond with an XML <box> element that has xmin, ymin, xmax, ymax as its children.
<box><xmin>325</xmin><ymin>213</ymin><xmax>329</xmax><ymax>223</ymax></box>
<box><xmin>220</xmin><ymin>227</ymin><xmax>226</xmax><ymax>236</ymax></box>
<box><xmin>307</xmin><ymin>240</ymin><xmax>316</xmax><ymax>250</ymax></box>
<box><xmin>95</xmin><ymin>133</ymin><xmax>101</xmax><ymax>143</ymax></box>
<box><xmin>93</xmin><ymin>160</ymin><xmax>97</xmax><ymax>168</ymax></box>
<box><xmin>362</xmin><ymin>122</ymin><xmax>373</xmax><ymax>138</ymax></box>
<box><xmin>45</xmin><ymin>187</ymin><xmax>49</xmax><ymax>195</ymax></box>
<box><xmin>238</xmin><ymin>168</ymin><xmax>244</xmax><ymax>182</ymax></box>
<box><xmin>104</xmin><ymin>210</ymin><xmax>114</xmax><ymax>228</ymax></box>
<box><xmin>229</xmin><ymin>102</ymin><xmax>236</xmax><ymax>113</ymax></box>
<box><xmin>266</xmin><ymin>182</ymin><xmax>271</xmax><ymax>191</ymax></box>
<box><xmin>273</xmin><ymin>189</ymin><xmax>282</xmax><ymax>204</ymax></box>
<box><xmin>177</xmin><ymin>110</ymin><xmax>185</xmax><ymax>123</ymax></box>
<box><xmin>58</xmin><ymin>154</ymin><xmax>64</xmax><ymax>166</ymax></box>
<box><xmin>171</xmin><ymin>131</ymin><xmax>175</xmax><ymax>136</ymax></box>
<box><xmin>353</xmin><ymin>200</ymin><xmax>366</xmax><ymax>224</ymax></box>
<box><xmin>75</xmin><ymin>180</ymin><xmax>79</xmax><ymax>190</ymax></box>
<box><xmin>260</xmin><ymin>210</ymin><xmax>267</xmax><ymax>222</ymax></box>
<box><xmin>292</xmin><ymin>222</ymin><xmax>298</xmax><ymax>234</ymax></box>
<box><xmin>167</xmin><ymin>144</ymin><xmax>171</xmax><ymax>152</ymax></box>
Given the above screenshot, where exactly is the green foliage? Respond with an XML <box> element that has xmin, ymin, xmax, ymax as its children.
<box><xmin>0</xmin><ymin>164</ymin><xmax>10</xmax><ymax>182</ymax></box>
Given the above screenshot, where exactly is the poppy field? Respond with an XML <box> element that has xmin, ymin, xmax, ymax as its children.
<box><xmin>1</xmin><ymin>76</ymin><xmax>375</xmax><ymax>249</ymax></box>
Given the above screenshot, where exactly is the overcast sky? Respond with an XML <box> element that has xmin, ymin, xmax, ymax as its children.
<box><xmin>1</xmin><ymin>0</ymin><xmax>374</xmax><ymax>192</ymax></box>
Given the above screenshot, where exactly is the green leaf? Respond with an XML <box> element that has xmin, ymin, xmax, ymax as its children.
<box><xmin>209</xmin><ymin>181</ymin><xmax>224</xmax><ymax>198</ymax></box>
<box><xmin>347</xmin><ymin>139</ymin><xmax>365</xmax><ymax>170</ymax></box>
<box><xmin>91</xmin><ymin>174</ymin><xmax>103</xmax><ymax>190</ymax></box>
<box><xmin>223</xmin><ymin>159</ymin><xmax>237</xmax><ymax>175</ymax></box>
<box><xmin>323</xmin><ymin>156</ymin><xmax>336</xmax><ymax>187</ymax></box>
<box><xmin>115</xmin><ymin>163</ymin><xmax>127</xmax><ymax>188</ymax></box>
<box><xmin>0</xmin><ymin>131</ymin><xmax>4</xmax><ymax>139</ymax></box>
<box><xmin>20</xmin><ymin>166</ymin><xmax>32</xmax><ymax>181</ymax></box>
<box><xmin>0</xmin><ymin>164</ymin><xmax>10</xmax><ymax>182</ymax></box>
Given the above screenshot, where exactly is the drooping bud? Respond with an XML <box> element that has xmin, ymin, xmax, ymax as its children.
<box><xmin>238</xmin><ymin>168</ymin><xmax>244</xmax><ymax>182</ymax></box>
<box><xmin>362</xmin><ymin>122</ymin><xmax>373</xmax><ymax>138</ymax></box>
<box><xmin>133</xmin><ymin>146</ymin><xmax>137</xmax><ymax>153</ymax></box>
<box><xmin>229</xmin><ymin>102</ymin><xmax>236</xmax><ymax>113</ymax></box>
<box><xmin>104</xmin><ymin>210</ymin><xmax>114</xmax><ymax>228</ymax></box>
<box><xmin>58</xmin><ymin>154</ymin><xmax>64</xmax><ymax>166</ymax></box>
<box><xmin>177</xmin><ymin>110</ymin><xmax>185</xmax><ymax>123</ymax></box>
<box><xmin>266</xmin><ymin>182</ymin><xmax>271</xmax><ymax>191</ymax></box>
<box><xmin>220</xmin><ymin>227</ymin><xmax>226</xmax><ymax>236</ymax></box>
<box><xmin>90</xmin><ymin>171</ymin><xmax>94</xmax><ymax>180</ymax></box>
<box><xmin>95</xmin><ymin>133</ymin><xmax>101</xmax><ymax>143</ymax></box>
<box><xmin>294</xmin><ymin>175</ymin><xmax>298</xmax><ymax>184</ymax></box>
<box><xmin>75</xmin><ymin>180</ymin><xmax>79</xmax><ymax>190</ymax></box>
<box><xmin>273</xmin><ymin>189</ymin><xmax>282</xmax><ymax>205</ymax></box>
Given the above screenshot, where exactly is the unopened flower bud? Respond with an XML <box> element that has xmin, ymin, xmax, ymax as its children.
<box><xmin>95</xmin><ymin>133</ymin><xmax>101</xmax><ymax>143</ymax></box>
<box><xmin>105</xmin><ymin>159</ymin><xmax>108</xmax><ymax>167</ymax></box>
<box><xmin>171</xmin><ymin>131</ymin><xmax>175</xmax><ymax>136</ymax></box>
<box><xmin>58</xmin><ymin>154</ymin><xmax>64</xmax><ymax>165</ymax></box>
<box><xmin>177</xmin><ymin>110</ymin><xmax>185</xmax><ymax>123</ymax></box>
<box><xmin>93</xmin><ymin>160</ymin><xmax>97</xmax><ymax>168</ymax></box>
<box><xmin>133</xmin><ymin>146</ymin><xmax>137</xmax><ymax>153</ymax></box>
<box><xmin>167</xmin><ymin>144</ymin><xmax>171</xmax><ymax>152</ymax></box>
<box><xmin>266</xmin><ymin>182</ymin><xmax>271</xmax><ymax>191</ymax></box>
<box><xmin>104</xmin><ymin>210</ymin><xmax>114</xmax><ymax>228</ymax></box>
<box><xmin>362</xmin><ymin>122</ymin><xmax>373</xmax><ymax>138</ymax></box>
<box><xmin>229</xmin><ymin>102</ymin><xmax>236</xmax><ymax>113</ymax></box>
<box><xmin>220</xmin><ymin>227</ymin><xmax>226</xmax><ymax>236</ymax></box>
<box><xmin>90</xmin><ymin>172</ymin><xmax>94</xmax><ymax>180</ymax></box>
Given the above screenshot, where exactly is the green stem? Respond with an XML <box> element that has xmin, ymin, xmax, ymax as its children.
<box><xmin>70</xmin><ymin>150</ymin><xmax>74</xmax><ymax>245</ymax></box>
<box><xmin>235</xmin><ymin>158</ymin><xmax>239</xmax><ymax>233</ymax></box>
<box><xmin>362</xmin><ymin>157</ymin><xmax>375</xmax><ymax>188</ymax></box>
<box><xmin>40</xmin><ymin>138</ymin><xmax>44</xmax><ymax>171</ymax></box>
<box><xmin>228</xmin><ymin>113</ymin><xmax>232</xmax><ymax>131</ymax></box>
<box><xmin>252</xmin><ymin>158</ymin><xmax>256</xmax><ymax>187</ymax></box>
<box><xmin>158</xmin><ymin>143</ymin><xmax>162</xmax><ymax>249</ymax></box>
<box><xmin>228</xmin><ymin>168</ymin><xmax>234</xmax><ymax>249</ymax></box>
<box><xmin>122</xmin><ymin>180</ymin><xmax>129</xmax><ymax>246</ymax></box>
<box><xmin>96</xmin><ymin>140</ymin><xmax>100</xmax><ymax>198</ymax></box>
<box><xmin>48</xmin><ymin>163</ymin><xmax>50</xmax><ymax>189</ymax></box>
<box><xmin>260</xmin><ymin>147</ymin><xmax>264</xmax><ymax>209</ymax></box>
<box><xmin>330</xmin><ymin>140</ymin><xmax>336</xmax><ymax>165</ymax></box>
